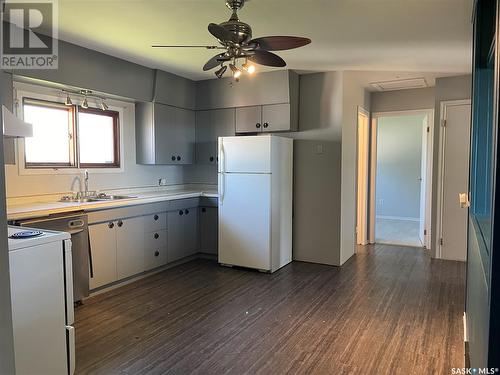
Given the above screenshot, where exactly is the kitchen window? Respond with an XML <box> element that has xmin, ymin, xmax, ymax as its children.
<box><xmin>22</xmin><ymin>98</ymin><xmax>120</xmax><ymax>169</ymax></box>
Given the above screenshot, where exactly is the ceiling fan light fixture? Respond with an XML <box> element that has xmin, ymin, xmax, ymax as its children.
<box><xmin>215</xmin><ymin>64</ymin><xmax>228</xmax><ymax>79</ymax></box>
<box><xmin>229</xmin><ymin>63</ymin><xmax>242</xmax><ymax>79</ymax></box>
<box><xmin>242</xmin><ymin>61</ymin><xmax>255</xmax><ymax>74</ymax></box>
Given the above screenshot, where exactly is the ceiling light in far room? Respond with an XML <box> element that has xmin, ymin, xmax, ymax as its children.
<box><xmin>64</xmin><ymin>94</ymin><xmax>72</xmax><ymax>106</ymax></box>
<box><xmin>100</xmin><ymin>99</ymin><xmax>109</xmax><ymax>111</ymax></box>
<box><xmin>215</xmin><ymin>64</ymin><xmax>228</xmax><ymax>79</ymax></box>
<box><xmin>229</xmin><ymin>63</ymin><xmax>242</xmax><ymax>79</ymax></box>
<box><xmin>242</xmin><ymin>61</ymin><xmax>255</xmax><ymax>74</ymax></box>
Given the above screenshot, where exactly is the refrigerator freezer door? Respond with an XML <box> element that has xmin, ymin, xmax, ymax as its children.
<box><xmin>66</xmin><ymin>326</ymin><xmax>76</xmax><ymax>375</ymax></box>
<box><xmin>219</xmin><ymin>136</ymin><xmax>271</xmax><ymax>174</ymax></box>
<box><xmin>219</xmin><ymin>173</ymin><xmax>271</xmax><ymax>270</ymax></box>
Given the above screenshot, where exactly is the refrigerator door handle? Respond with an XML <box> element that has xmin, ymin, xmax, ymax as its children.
<box><xmin>66</xmin><ymin>326</ymin><xmax>76</xmax><ymax>375</ymax></box>
<box><xmin>220</xmin><ymin>138</ymin><xmax>226</xmax><ymax>174</ymax></box>
<box><xmin>219</xmin><ymin>173</ymin><xmax>225</xmax><ymax>205</ymax></box>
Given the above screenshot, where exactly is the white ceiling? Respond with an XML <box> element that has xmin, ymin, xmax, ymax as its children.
<box><xmin>55</xmin><ymin>0</ymin><xmax>474</xmax><ymax>81</ymax></box>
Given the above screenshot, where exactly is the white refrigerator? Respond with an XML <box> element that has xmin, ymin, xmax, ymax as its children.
<box><xmin>218</xmin><ymin>135</ymin><xmax>293</xmax><ymax>272</ymax></box>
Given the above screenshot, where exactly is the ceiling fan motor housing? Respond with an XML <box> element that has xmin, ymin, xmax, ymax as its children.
<box><xmin>225</xmin><ymin>0</ymin><xmax>245</xmax><ymax>11</ymax></box>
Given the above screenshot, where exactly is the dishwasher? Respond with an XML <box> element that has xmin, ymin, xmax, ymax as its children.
<box><xmin>17</xmin><ymin>212</ymin><xmax>90</xmax><ymax>302</ymax></box>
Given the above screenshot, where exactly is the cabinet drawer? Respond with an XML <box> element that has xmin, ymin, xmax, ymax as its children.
<box><xmin>145</xmin><ymin>230</ymin><xmax>167</xmax><ymax>270</ymax></box>
<box><xmin>145</xmin><ymin>212</ymin><xmax>167</xmax><ymax>231</ymax></box>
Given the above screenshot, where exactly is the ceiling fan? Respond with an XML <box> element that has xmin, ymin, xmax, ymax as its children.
<box><xmin>152</xmin><ymin>0</ymin><xmax>311</xmax><ymax>80</ymax></box>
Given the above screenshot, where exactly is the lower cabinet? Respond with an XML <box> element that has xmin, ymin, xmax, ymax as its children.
<box><xmin>167</xmin><ymin>207</ymin><xmax>198</xmax><ymax>262</ymax></box>
<box><xmin>116</xmin><ymin>216</ymin><xmax>145</xmax><ymax>279</ymax></box>
<box><xmin>89</xmin><ymin>221</ymin><xmax>117</xmax><ymax>290</ymax></box>
<box><xmin>199</xmin><ymin>206</ymin><xmax>218</xmax><ymax>255</ymax></box>
<box><xmin>145</xmin><ymin>229</ymin><xmax>168</xmax><ymax>271</ymax></box>
<box><xmin>89</xmin><ymin>216</ymin><xmax>144</xmax><ymax>289</ymax></box>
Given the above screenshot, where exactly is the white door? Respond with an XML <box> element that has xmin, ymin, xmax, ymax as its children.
<box><xmin>116</xmin><ymin>216</ymin><xmax>145</xmax><ymax>279</ymax></box>
<box><xmin>419</xmin><ymin>116</ymin><xmax>428</xmax><ymax>246</ymax></box>
<box><xmin>219</xmin><ymin>136</ymin><xmax>271</xmax><ymax>173</ymax></box>
<box><xmin>219</xmin><ymin>173</ymin><xmax>271</xmax><ymax>270</ymax></box>
<box><xmin>439</xmin><ymin>101</ymin><xmax>471</xmax><ymax>261</ymax></box>
<box><xmin>89</xmin><ymin>221</ymin><xmax>117</xmax><ymax>289</ymax></box>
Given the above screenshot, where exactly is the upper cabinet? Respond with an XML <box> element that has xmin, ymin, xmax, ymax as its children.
<box><xmin>235</xmin><ymin>103</ymin><xmax>296</xmax><ymax>133</ymax></box>
<box><xmin>135</xmin><ymin>102</ymin><xmax>195</xmax><ymax>165</ymax></box>
<box><xmin>197</xmin><ymin>70</ymin><xmax>299</xmax><ymax>134</ymax></box>
<box><xmin>195</xmin><ymin>108</ymin><xmax>235</xmax><ymax>164</ymax></box>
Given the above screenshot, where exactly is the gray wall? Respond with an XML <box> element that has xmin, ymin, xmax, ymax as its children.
<box><xmin>376</xmin><ymin>115</ymin><xmax>424</xmax><ymax>219</ymax></box>
<box><xmin>371</xmin><ymin>87</ymin><xmax>435</xmax><ymax>112</ymax></box>
<box><xmin>289</xmin><ymin>72</ymin><xmax>343</xmax><ymax>266</ymax></box>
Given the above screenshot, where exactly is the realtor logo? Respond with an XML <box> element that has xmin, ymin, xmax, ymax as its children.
<box><xmin>1</xmin><ymin>0</ymin><xmax>58</xmax><ymax>69</ymax></box>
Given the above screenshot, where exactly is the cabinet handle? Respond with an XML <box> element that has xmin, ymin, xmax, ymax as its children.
<box><xmin>154</xmin><ymin>214</ymin><xmax>159</xmax><ymax>221</ymax></box>
<box><xmin>210</xmin><ymin>156</ymin><xmax>214</xmax><ymax>162</ymax></box>
<box><xmin>179</xmin><ymin>210</ymin><xmax>183</xmax><ymax>216</ymax></box>
<box><xmin>185</xmin><ymin>209</ymin><xmax>189</xmax><ymax>215</ymax></box>
<box><xmin>117</xmin><ymin>220</ymin><xmax>123</xmax><ymax>227</ymax></box>
<box><xmin>154</xmin><ymin>233</ymin><xmax>159</xmax><ymax>239</ymax></box>
<box><xmin>263</xmin><ymin>122</ymin><xmax>269</xmax><ymax>128</ymax></box>
<box><xmin>154</xmin><ymin>250</ymin><xmax>160</xmax><ymax>257</ymax></box>
<box><xmin>108</xmin><ymin>222</ymin><xmax>114</xmax><ymax>229</ymax></box>
<box><xmin>201</xmin><ymin>207</ymin><xmax>206</xmax><ymax>213</ymax></box>
<box><xmin>171</xmin><ymin>156</ymin><xmax>176</xmax><ymax>161</ymax></box>
<box><xmin>256</xmin><ymin>123</ymin><xmax>261</xmax><ymax>128</ymax></box>
<box><xmin>177</xmin><ymin>156</ymin><xmax>181</xmax><ymax>161</ymax></box>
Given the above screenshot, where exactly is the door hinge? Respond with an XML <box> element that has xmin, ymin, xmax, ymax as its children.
<box><xmin>424</xmin><ymin>229</ymin><xmax>427</xmax><ymax>235</ymax></box>
<box><xmin>441</xmin><ymin>119</ymin><xmax>447</xmax><ymax>127</ymax></box>
<box><xmin>426</xmin><ymin>126</ymin><xmax>430</xmax><ymax>133</ymax></box>
<box><xmin>440</xmin><ymin>238</ymin><xmax>444</xmax><ymax>246</ymax></box>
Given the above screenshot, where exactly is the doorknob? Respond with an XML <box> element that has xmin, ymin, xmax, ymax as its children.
<box><xmin>459</xmin><ymin>193</ymin><xmax>470</xmax><ymax>208</ymax></box>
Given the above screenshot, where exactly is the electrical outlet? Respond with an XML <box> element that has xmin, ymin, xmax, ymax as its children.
<box><xmin>378</xmin><ymin>198</ymin><xmax>384</xmax><ymax>206</ymax></box>
<box><xmin>158</xmin><ymin>178</ymin><xmax>167</xmax><ymax>186</ymax></box>
<box><xmin>315</xmin><ymin>144</ymin><xmax>324</xmax><ymax>155</ymax></box>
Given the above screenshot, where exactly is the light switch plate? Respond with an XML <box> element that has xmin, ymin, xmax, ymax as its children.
<box><xmin>315</xmin><ymin>144</ymin><xmax>324</xmax><ymax>154</ymax></box>
<box><xmin>158</xmin><ymin>178</ymin><xmax>168</xmax><ymax>186</ymax></box>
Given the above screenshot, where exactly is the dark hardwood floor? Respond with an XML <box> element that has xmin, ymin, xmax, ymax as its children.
<box><xmin>75</xmin><ymin>244</ymin><xmax>466</xmax><ymax>375</ymax></box>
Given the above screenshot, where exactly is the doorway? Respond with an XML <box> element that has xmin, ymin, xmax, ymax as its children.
<box><xmin>369</xmin><ymin>110</ymin><xmax>434</xmax><ymax>248</ymax></box>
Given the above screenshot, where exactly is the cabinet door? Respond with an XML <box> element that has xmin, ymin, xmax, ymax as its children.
<box><xmin>176</xmin><ymin>107</ymin><xmax>195</xmax><ymax>164</ymax></box>
<box><xmin>167</xmin><ymin>210</ymin><xmax>185</xmax><ymax>262</ymax></box>
<box><xmin>145</xmin><ymin>230</ymin><xmax>167</xmax><ymax>271</ymax></box>
<box><xmin>183</xmin><ymin>207</ymin><xmax>198</xmax><ymax>257</ymax></box>
<box><xmin>196</xmin><ymin>109</ymin><xmax>235</xmax><ymax>164</ymax></box>
<box><xmin>154</xmin><ymin>103</ymin><xmax>195</xmax><ymax>164</ymax></box>
<box><xmin>236</xmin><ymin>106</ymin><xmax>262</xmax><ymax>133</ymax></box>
<box><xmin>262</xmin><ymin>103</ymin><xmax>291</xmax><ymax>132</ymax></box>
<box><xmin>200</xmin><ymin>207</ymin><xmax>218</xmax><ymax>255</ymax></box>
<box><xmin>89</xmin><ymin>222</ymin><xmax>117</xmax><ymax>289</ymax></box>
<box><xmin>116</xmin><ymin>216</ymin><xmax>145</xmax><ymax>279</ymax></box>
<box><xmin>154</xmin><ymin>103</ymin><xmax>177</xmax><ymax>164</ymax></box>
<box><xmin>195</xmin><ymin>110</ymin><xmax>213</xmax><ymax>164</ymax></box>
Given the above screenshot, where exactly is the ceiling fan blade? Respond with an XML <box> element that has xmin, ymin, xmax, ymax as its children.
<box><xmin>208</xmin><ymin>23</ymin><xmax>237</xmax><ymax>43</ymax></box>
<box><xmin>152</xmin><ymin>45</ymin><xmax>224</xmax><ymax>49</ymax></box>
<box><xmin>203</xmin><ymin>53</ymin><xmax>230</xmax><ymax>71</ymax></box>
<box><xmin>249</xmin><ymin>36</ymin><xmax>311</xmax><ymax>51</ymax></box>
<box><xmin>248</xmin><ymin>50</ymin><xmax>286</xmax><ymax>67</ymax></box>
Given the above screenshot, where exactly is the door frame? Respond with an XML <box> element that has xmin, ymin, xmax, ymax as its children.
<box><xmin>436</xmin><ymin>99</ymin><xmax>471</xmax><ymax>258</ymax></box>
<box><xmin>369</xmin><ymin>109</ymin><xmax>434</xmax><ymax>248</ymax></box>
<box><xmin>356</xmin><ymin>106</ymin><xmax>370</xmax><ymax>245</ymax></box>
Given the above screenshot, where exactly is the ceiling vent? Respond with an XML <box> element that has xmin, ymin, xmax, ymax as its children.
<box><xmin>370</xmin><ymin>77</ymin><xmax>428</xmax><ymax>91</ymax></box>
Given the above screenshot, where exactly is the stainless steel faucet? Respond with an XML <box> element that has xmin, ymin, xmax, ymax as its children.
<box><xmin>84</xmin><ymin>169</ymin><xmax>89</xmax><ymax>197</ymax></box>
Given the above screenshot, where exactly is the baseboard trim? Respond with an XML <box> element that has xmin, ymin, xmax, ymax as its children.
<box><xmin>376</xmin><ymin>215</ymin><xmax>420</xmax><ymax>222</ymax></box>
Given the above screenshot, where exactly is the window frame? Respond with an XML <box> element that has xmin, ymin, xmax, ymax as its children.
<box><xmin>77</xmin><ymin>106</ymin><xmax>121</xmax><ymax>169</ymax></box>
<box><xmin>14</xmin><ymin>85</ymin><xmax>125</xmax><ymax>175</ymax></box>
<box><xmin>23</xmin><ymin>97</ymin><xmax>78</xmax><ymax>169</ymax></box>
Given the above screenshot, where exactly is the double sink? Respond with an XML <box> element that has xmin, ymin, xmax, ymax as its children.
<box><xmin>59</xmin><ymin>193</ymin><xmax>136</xmax><ymax>203</ymax></box>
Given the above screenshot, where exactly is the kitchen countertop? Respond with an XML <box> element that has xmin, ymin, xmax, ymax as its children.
<box><xmin>7</xmin><ymin>188</ymin><xmax>218</xmax><ymax>221</ymax></box>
